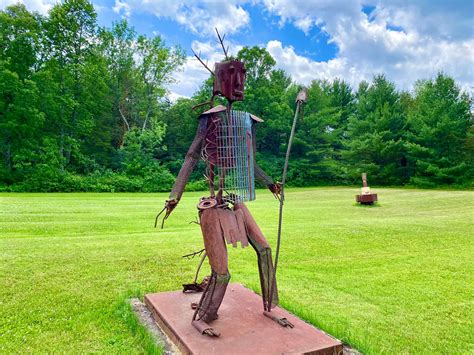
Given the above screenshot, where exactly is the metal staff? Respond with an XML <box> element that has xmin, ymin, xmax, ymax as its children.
<box><xmin>266</xmin><ymin>89</ymin><xmax>307</xmax><ymax>312</ymax></box>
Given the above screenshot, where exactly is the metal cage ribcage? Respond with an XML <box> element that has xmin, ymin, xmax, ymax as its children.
<box><xmin>216</xmin><ymin>110</ymin><xmax>255</xmax><ymax>202</ymax></box>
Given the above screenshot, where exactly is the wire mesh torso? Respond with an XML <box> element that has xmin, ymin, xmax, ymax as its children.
<box><xmin>202</xmin><ymin>110</ymin><xmax>255</xmax><ymax>203</ymax></box>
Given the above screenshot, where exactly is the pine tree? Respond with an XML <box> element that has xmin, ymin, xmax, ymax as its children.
<box><xmin>344</xmin><ymin>75</ymin><xmax>408</xmax><ymax>185</ymax></box>
<box><xmin>406</xmin><ymin>73</ymin><xmax>472</xmax><ymax>186</ymax></box>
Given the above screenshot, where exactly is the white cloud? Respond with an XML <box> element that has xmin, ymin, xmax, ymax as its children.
<box><xmin>0</xmin><ymin>0</ymin><xmax>54</xmax><ymax>14</ymax></box>
<box><xmin>112</xmin><ymin>0</ymin><xmax>250</xmax><ymax>36</ymax></box>
<box><xmin>167</xmin><ymin>91</ymin><xmax>188</xmax><ymax>103</ymax></box>
<box><xmin>166</xmin><ymin>0</ymin><xmax>473</xmax><ymax>96</ymax></box>
<box><xmin>167</xmin><ymin>54</ymin><xmax>211</xmax><ymax>100</ymax></box>
<box><xmin>373</xmin><ymin>1</ymin><xmax>474</xmax><ymax>41</ymax></box>
<box><xmin>92</xmin><ymin>2</ymin><xmax>107</xmax><ymax>14</ymax></box>
<box><xmin>267</xmin><ymin>38</ymin><xmax>474</xmax><ymax>92</ymax></box>
<box><xmin>5</xmin><ymin>0</ymin><xmax>472</xmax><ymax>95</ymax></box>
<box><xmin>266</xmin><ymin>40</ymin><xmax>353</xmax><ymax>85</ymax></box>
<box><xmin>112</xmin><ymin>0</ymin><xmax>131</xmax><ymax>18</ymax></box>
<box><xmin>262</xmin><ymin>0</ymin><xmax>474</xmax><ymax>92</ymax></box>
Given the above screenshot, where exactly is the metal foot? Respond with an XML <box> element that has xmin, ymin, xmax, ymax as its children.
<box><xmin>183</xmin><ymin>276</ymin><xmax>210</xmax><ymax>293</ymax></box>
<box><xmin>183</xmin><ymin>282</ymin><xmax>205</xmax><ymax>293</ymax></box>
<box><xmin>192</xmin><ymin>319</ymin><xmax>220</xmax><ymax>337</ymax></box>
<box><xmin>263</xmin><ymin>311</ymin><xmax>294</xmax><ymax>328</ymax></box>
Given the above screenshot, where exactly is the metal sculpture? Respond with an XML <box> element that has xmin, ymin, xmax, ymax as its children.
<box><xmin>355</xmin><ymin>173</ymin><xmax>378</xmax><ymax>204</ymax></box>
<box><xmin>156</xmin><ymin>32</ymin><xmax>302</xmax><ymax>337</ymax></box>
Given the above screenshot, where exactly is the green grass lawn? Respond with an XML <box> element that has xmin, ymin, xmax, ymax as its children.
<box><xmin>1</xmin><ymin>188</ymin><xmax>473</xmax><ymax>353</ymax></box>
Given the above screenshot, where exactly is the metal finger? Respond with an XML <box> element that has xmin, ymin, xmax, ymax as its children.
<box><xmin>161</xmin><ymin>210</ymin><xmax>171</xmax><ymax>229</ymax></box>
<box><xmin>154</xmin><ymin>206</ymin><xmax>166</xmax><ymax>228</ymax></box>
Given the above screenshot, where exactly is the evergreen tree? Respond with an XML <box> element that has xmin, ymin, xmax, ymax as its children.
<box><xmin>406</xmin><ymin>73</ymin><xmax>473</xmax><ymax>186</ymax></box>
<box><xmin>294</xmin><ymin>79</ymin><xmax>354</xmax><ymax>184</ymax></box>
<box><xmin>344</xmin><ymin>75</ymin><xmax>408</xmax><ymax>185</ymax></box>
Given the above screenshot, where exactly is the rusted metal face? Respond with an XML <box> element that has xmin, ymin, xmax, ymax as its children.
<box><xmin>213</xmin><ymin>60</ymin><xmax>246</xmax><ymax>102</ymax></box>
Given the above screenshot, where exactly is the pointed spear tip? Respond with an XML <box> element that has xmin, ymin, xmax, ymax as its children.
<box><xmin>296</xmin><ymin>88</ymin><xmax>308</xmax><ymax>103</ymax></box>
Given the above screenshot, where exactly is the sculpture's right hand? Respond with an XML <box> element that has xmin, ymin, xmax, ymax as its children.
<box><xmin>155</xmin><ymin>199</ymin><xmax>178</xmax><ymax>229</ymax></box>
<box><xmin>165</xmin><ymin>198</ymin><xmax>178</xmax><ymax>214</ymax></box>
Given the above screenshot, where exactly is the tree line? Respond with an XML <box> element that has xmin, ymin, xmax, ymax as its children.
<box><xmin>1</xmin><ymin>1</ymin><xmax>472</xmax><ymax>192</ymax></box>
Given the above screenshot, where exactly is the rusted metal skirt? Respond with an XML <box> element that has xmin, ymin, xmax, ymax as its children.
<box><xmin>215</xmin><ymin>207</ymin><xmax>248</xmax><ymax>248</ymax></box>
<box><xmin>197</xmin><ymin>197</ymin><xmax>249</xmax><ymax>251</ymax></box>
<box><xmin>198</xmin><ymin>198</ymin><xmax>249</xmax><ymax>248</ymax></box>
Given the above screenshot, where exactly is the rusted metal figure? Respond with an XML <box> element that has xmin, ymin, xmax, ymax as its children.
<box><xmin>355</xmin><ymin>173</ymin><xmax>378</xmax><ymax>204</ymax></box>
<box><xmin>158</xmin><ymin>53</ymin><xmax>286</xmax><ymax>337</ymax></box>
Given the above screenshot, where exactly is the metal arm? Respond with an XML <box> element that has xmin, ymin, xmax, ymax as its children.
<box><xmin>155</xmin><ymin>117</ymin><xmax>207</xmax><ymax>228</ymax></box>
<box><xmin>254</xmin><ymin>163</ymin><xmax>274</xmax><ymax>187</ymax></box>
<box><xmin>169</xmin><ymin>117</ymin><xmax>207</xmax><ymax>201</ymax></box>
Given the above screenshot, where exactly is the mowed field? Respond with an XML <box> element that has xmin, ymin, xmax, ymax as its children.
<box><xmin>1</xmin><ymin>188</ymin><xmax>473</xmax><ymax>353</ymax></box>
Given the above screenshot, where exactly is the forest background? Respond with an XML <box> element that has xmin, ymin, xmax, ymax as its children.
<box><xmin>1</xmin><ymin>1</ymin><xmax>473</xmax><ymax>192</ymax></box>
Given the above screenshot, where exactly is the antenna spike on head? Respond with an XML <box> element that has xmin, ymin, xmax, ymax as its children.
<box><xmin>215</xmin><ymin>27</ymin><xmax>229</xmax><ymax>60</ymax></box>
<box><xmin>192</xmin><ymin>48</ymin><xmax>215</xmax><ymax>76</ymax></box>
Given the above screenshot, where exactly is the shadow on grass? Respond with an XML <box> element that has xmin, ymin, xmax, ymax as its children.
<box><xmin>353</xmin><ymin>202</ymin><xmax>382</xmax><ymax>208</ymax></box>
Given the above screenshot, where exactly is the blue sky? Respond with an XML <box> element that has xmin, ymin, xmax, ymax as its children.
<box><xmin>2</xmin><ymin>0</ymin><xmax>473</xmax><ymax>99</ymax></box>
<box><xmin>93</xmin><ymin>0</ymin><xmax>338</xmax><ymax>62</ymax></box>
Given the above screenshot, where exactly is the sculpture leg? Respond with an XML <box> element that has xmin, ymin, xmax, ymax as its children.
<box><xmin>234</xmin><ymin>203</ymin><xmax>279</xmax><ymax>309</ymax></box>
<box><xmin>192</xmin><ymin>207</ymin><xmax>230</xmax><ymax>337</ymax></box>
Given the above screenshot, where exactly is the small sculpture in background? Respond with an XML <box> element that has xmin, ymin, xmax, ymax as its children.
<box><xmin>355</xmin><ymin>173</ymin><xmax>378</xmax><ymax>205</ymax></box>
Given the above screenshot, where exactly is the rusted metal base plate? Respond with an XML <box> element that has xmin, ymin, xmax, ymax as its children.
<box><xmin>145</xmin><ymin>283</ymin><xmax>342</xmax><ymax>355</ymax></box>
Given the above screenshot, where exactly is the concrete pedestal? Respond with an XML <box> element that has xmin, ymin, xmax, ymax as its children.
<box><xmin>145</xmin><ymin>283</ymin><xmax>342</xmax><ymax>354</ymax></box>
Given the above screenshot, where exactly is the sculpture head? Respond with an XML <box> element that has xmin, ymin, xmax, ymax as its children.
<box><xmin>213</xmin><ymin>60</ymin><xmax>246</xmax><ymax>102</ymax></box>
